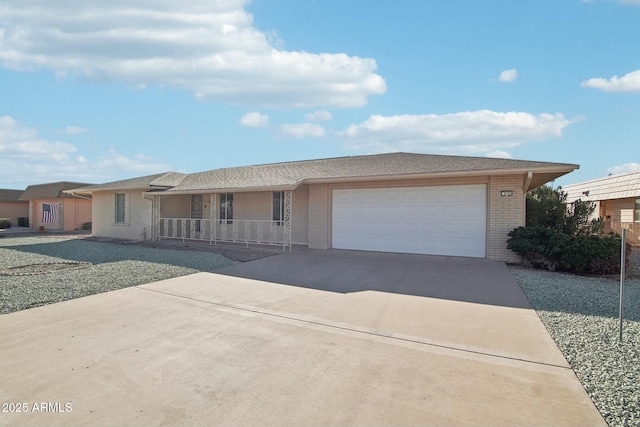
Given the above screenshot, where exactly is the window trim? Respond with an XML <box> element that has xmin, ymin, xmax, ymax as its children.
<box><xmin>635</xmin><ymin>198</ymin><xmax>640</xmax><ymax>222</ymax></box>
<box><xmin>115</xmin><ymin>193</ymin><xmax>126</xmax><ymax>224</ymax></box>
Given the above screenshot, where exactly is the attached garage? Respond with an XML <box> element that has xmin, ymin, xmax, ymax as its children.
<box><xmin>331</xmin><ymin>184</ymin><xmax>487</xmax><ymax>258</ymax></box>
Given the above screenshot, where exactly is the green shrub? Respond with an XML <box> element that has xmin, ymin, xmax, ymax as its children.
<box><xmin>81</xmin><ymin>222</ymin><xmax>92</xmax><ymax>230</ymax></box>
<box><xmin>0</xmin><ymin>218</ymin><xmax>10</xmax><ymax>229</ymax></box>
<box><xmin>508</xmin><ymin>227</ymin><xmax>627</xmax><ymax>275</ymax></box>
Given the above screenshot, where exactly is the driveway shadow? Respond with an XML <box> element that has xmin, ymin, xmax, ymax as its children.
<box><xmin>0</xmin><ymin>237</ymin><xmax>231</xmax><ymax>272</ymax></box>
<box><xmin>215</xmin><ymin>249</ymin><xmax>533</xmax><ymax>309</ymax></box>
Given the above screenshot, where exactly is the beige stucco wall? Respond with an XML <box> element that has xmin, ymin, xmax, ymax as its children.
<box><xmin>308</xmin><ymin>175</ymin><xmax>525</xmax><ymax>262</ymax></box>
<box><xmin>161</xmin><ymin>194</ymin><xmax>190</xmax><ymax>218</ymax></box>
<box><xmin>92</xmin><ymin>190</ymin><xmax>152</xmax><ymax>240</ymax></box>
<box><xmin>308</xmin><ymin>184</ymin><xmax>329</xmax><ymax>249</ymax></box>
<box><xmin>0</xmin><ymin>202</ymin><xmax>29</xmax><ymax>226</ymax></box>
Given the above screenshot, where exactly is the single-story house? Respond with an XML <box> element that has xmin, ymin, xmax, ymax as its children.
<box><xmin>563</xmin><ymin>169</ymin><xmax>640</xmax><ymax>244</ymax></box>
<box><xmin>19</xmin><ymin>181</ymin><xmax>93</xmax><ymax>231</ymax></box>
<box><xmin>67</xmin><ymin>152</ymin><xmax>578</xmax><ymax>262</ymax></box>
<box><xmin>0</xmin><ymin>189</ymin><xmax>29</xmax><ymax>226</ymax></box>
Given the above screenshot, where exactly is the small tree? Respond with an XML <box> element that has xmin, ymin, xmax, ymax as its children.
<box><xmin>526</xmin><ymin>185</ymin><xmax>603</xmax><ymax>236</ymax></box>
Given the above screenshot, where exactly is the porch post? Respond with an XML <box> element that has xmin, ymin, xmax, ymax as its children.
<box><xmin>152</xmin><ymin>195</ymin><xmax>161</xmax><ymax>240</ymax></box>
<box><xmin>284</xmin><ymin>190</ymin><xmax>292</xmax><ymax>250</ymax></box>
<box><xmin>210</xmin><ymin>193</ymin><xmax>217</xmax><ymax>244</ymax></box>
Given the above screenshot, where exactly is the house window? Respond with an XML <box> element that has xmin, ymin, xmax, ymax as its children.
<box><xmin>219</xmin><ymin>193</ymin><xmax>233</xmax><ymax>224</ymax></box>
<box><xmin>635</xmin><ymin>199</ymin><xmax>640</xmax><ymax>222</ymax></box>
<box><xmin>273</xmin><ymin>191</ymin><xmax>284</xmax><ymax>225</ymax></box>
<box><xmin>115</xmin><ymin>193</ymin><xmax>126</xmax><ymax>223</ymax></box>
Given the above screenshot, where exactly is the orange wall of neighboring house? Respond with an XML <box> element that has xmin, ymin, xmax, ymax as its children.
<box><xmin>63</xmin><ymin>198</ymin><xmax>92</xmax><ymax>230</ymax></box>
<box><xmin>0</xmin><ymin>202</ymin><xmax>29</xmax><ymax>226</ymax></box>
<box><xmin>32</xmin><ymin>198</ymin><xmax>92</xmax><ymax>231</ymax></box>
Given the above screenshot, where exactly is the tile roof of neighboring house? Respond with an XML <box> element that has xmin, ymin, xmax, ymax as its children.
<box><xmin>163</xmin><ymin>152</ymin><xmax>577</xmax><ymax>193</ymax></box>
<box><xmin>67</xmin><ymin>172</ymin><xmax>188</xmax><ymax>193</ymax></box>
<box><xmin>66</xmin><ymin>153</ymin><xmax>578</xmax><ymax>195</ymax></box>
<box><xmin>562</xmin><ymin>169</ymin><xmax>640</xmax><ymax>203</ymax></box>
<box><xmin>0</xmin><ymin>189</ymin><xmax>28</xmax><ymax>203</ymax></box>
<box><xmin>18</xmin><ymin>181</ymin><xmax>95</xmax><ymax>201</ymax></box>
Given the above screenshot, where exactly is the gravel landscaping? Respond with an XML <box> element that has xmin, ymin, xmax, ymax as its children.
<box><xmin>511</xmin><ymin>266</ymin><xmax>640</xmax><ymax>427</ymax></box>
<box><xmin>0</xmin><ymin>235</ymin><xmax>237</xmax><ymax>314</ymax></box>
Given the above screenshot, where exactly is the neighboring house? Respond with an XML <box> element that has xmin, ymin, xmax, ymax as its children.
<box><xmin>0</xmin><ymin>189</ymin><xmax>29</xmax><ymax>226</ymax></box>
<box><xmin>563</xmin><ymin>169</ymin><xmax>640</xmax><ymax>244</ymax></box>
<box><xmin>19</xmin><ymin>181</ymin><xmax>93</xmax><ymax>231</ymax></box>
<box><xmin>68</xmin><ymin>152</ymin><xmax>578</xmax><ymax>262</ymax></box>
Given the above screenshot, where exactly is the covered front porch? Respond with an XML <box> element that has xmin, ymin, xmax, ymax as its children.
<box><xmin>151</xmin><ymin>189</ymin><xmax>307</xmax><ymax>251</ymax></box>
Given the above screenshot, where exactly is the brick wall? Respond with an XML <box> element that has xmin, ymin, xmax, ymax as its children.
<box><xmin>487</xmin><ymin>175</ymin><xmax>524</xmax><ymax>262</ymax></box>
<box><xmin>92</xmin><ymin>190</ymin><xmax>152</xmax><ymax>240</ymax></box>
<box><xmin>308</xmin><ymin>184</ymin><xmax>329</xmax><ymax>249</ymax></box>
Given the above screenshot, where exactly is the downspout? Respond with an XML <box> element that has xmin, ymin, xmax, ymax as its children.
<box><xmin>522</xmin><ymin>171</ymin><xmax>533</xmax><ymax>224</ymax></box>
<box><xmin>523</xmin><ymin>171</ymin><xmax>533</xmax><ymax>193</ymax></box>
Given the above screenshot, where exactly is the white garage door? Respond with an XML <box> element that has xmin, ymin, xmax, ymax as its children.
<box><xmin>332</xmin><ymin>185</ymin><xmax>487</xmax><ymax>258</ymax></box>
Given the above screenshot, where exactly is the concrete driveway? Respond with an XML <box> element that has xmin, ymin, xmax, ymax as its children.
<box><xmin>0</xmin><ymin>249</ymin><xmax>605</xmax><ymax>426</ymax></box>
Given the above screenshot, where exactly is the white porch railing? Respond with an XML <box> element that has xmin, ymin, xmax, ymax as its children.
<box><xmin>158</xmin><ymin>218</ymin><xmax>291</xmax><ymax>250</ymax></box>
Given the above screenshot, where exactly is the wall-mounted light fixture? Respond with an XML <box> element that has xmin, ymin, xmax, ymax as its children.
<box><xmin>500</xmin><ymin>190</ymin><xmax>513</xmax><ymax>197</ymax></box>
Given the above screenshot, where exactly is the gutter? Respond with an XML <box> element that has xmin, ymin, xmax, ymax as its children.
<box><xmin>64</xmin><ymin>190</ymin><xmax>92</xmax><ymax>200</ymax></box>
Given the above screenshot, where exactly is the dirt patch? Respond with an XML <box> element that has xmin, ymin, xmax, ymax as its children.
<box><xmin>1</xmin><ymin>261</ymin><xmax>92</xmax><ymax>276</ymax></box>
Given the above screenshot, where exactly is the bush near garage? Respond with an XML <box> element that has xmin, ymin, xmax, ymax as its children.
<box><xmin>507</xmin><ymin>185</ymin><xmax>628</xmax><ymax>275</ymax></box>
<box><xmin>508</xmin><ymin>227</ymin><xmax>625</xmax><ymax>274</ymax></box>
<box><xmin>0</xmin><ymin>218</ymin><xmax>10</xmax><ymax>229</ymax></box>
<box><xmin>81</xmin><ymin>222</ymin><xmax>92</xmax><ymax>230</ymax></box>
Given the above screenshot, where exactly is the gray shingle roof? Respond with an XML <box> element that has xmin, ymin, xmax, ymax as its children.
<box><xmin>0</xmin><ymin>189</ymin><xmax>27</xmax><ymax>203</ymax></box>
<box><xmin>68</xmin><ymin>172</ymin><xmax>187</xmax><ymax>193</ymax></box>
<box><xmin>563</xmin><ymin>169</ymin><xmax>640</xmax><ymax>203</ymax></box>
<box><xmin>165</xmin><ymin>152</ymin><xmax>577</xmax><ymax>193</ymax></box>
<box><xmin>57</xmin><ymin>153</ymin><xmax>578</xmax><ymax>196</ymax></box>
<box><xmin>18</xmin><ymin>182</ymin><xmax>94</xmax><ymax>201</ymax></box>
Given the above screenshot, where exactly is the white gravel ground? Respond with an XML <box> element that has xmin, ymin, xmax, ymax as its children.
<box><xmin>0</xmin><ymin>235</ymin><xmax>236</xmax><ymax>314</ymax></box>
<box><xmin>511</xmin><ymin>267</ymin><xmax>640</xmax><ymax>427</ymax></box>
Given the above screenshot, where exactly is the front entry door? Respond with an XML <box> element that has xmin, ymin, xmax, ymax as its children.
<box><xmin>191</xmin><ymin>194</ymin><xmax>203</xmax><ymax>232</ymax></box>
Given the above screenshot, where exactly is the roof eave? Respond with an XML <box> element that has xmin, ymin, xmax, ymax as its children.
<box><xmin>302</xmin><ymin>165</ymin><xmax>579</xmax><ymax>185</ymax></box>
<box><xmin>153</xmin><ymin>183</ymin><xmax>300</xmax><ymax>195</ymax></box>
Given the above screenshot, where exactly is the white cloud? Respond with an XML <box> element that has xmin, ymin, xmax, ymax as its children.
<box><xmin>339</xmin><ymin>110</ymin><xmax>575</xmax><ymax>155</ymax></box>
<box><xmin>496</xmin><ymin>68</ymin><xmax>518</xmax><ymax>83</ymax></box>
<box><xmin>581</xmin><ymin>69</ymin><xmax>640</xmax><ymax>93</ymax></box>
<box><xmin>305</xmin><ymin>110</ymin><xmax>333</xmax><ymax>122</ymax></box>
<box><xmin>280</xmin><ymin>123</ymin><xmax>326</xmax><ymax>138</ymax></box>
<box><xmin>0</xmin><ymin>116</ymin><xmax>170</xmax><ymax>186</ymax></box>
<box><xmin>485</xmin><ymin>150</ymin><xmax>513</xmax><ymax>159</ymax></box>
<box><xmin>64</xmin><ymin>126</ymin><xmax>88</xmax><ymax>135</ymax></box>
<box><xmin>239</xmin><ymin>111</ymin><xmax>269</xmax><ymax>128</ymax></box>
<box><xmin>0</xmin><ymin>1</ymin><xmax>385</xmax><ymax>108</ymax></box>
<box><xmin>607</xmin><ymin>162</ymin><xmax>640</xmax><ymax>175</ymax></box>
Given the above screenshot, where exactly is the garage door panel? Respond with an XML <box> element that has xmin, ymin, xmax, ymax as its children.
<box><xmin>332</xmin><ymin>185</ymin><xmax>486</xmax><ymax>258</ymax></box>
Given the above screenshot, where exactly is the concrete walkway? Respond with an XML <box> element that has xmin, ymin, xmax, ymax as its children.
<box><xmin>0</xmin><ymin>250</ymin><xmax>605</xmax><ymax>426</ymax></box>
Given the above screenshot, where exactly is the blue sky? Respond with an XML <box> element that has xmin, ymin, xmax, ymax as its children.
<box><xmin>1</xmin><ymin>0</ymin><xmax>639</xmax><ymax>190</ymax></box>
